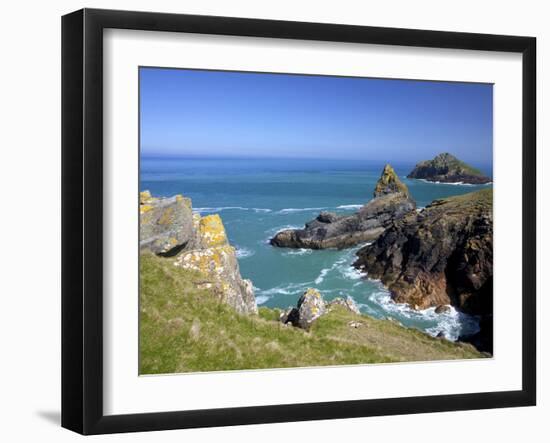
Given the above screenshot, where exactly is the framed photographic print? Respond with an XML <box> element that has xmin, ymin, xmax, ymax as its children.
<box><xmin>61</xmin><ymin>8</ymin><xmax>536</xmax><ymax>435</ymax></box>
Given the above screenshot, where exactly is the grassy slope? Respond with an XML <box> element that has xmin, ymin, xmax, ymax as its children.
<box><xmin>140</xmin><ymin>253</ymin><xmax>484</xmax><ymax>375</ymax></box>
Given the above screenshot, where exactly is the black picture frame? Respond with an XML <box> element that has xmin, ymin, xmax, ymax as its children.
<box><xmin>61</xmin><ymin>8</ymin><xmax>537</xmax><ymax>435</ymax></box>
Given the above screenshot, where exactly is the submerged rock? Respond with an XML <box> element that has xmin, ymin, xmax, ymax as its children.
<box><xmin>140</xmin><ymin>192</ymin><xmax>195</xmax><ymax>255</ymax></box>
<box><xmin>270</xmin><ymin>164</ymin><xmax>416</xmax><ymax>249</ymax></box>
<box><xmin>354</xmin><ymin>188</ymin><xmax>493</xmax><ymax>352</ymax></box>
<box><xmin>434</xmin><ymin>305</ymin><xmax>451</xmax><ymax>314</ymax></box>
<box><xmin>407</xmin><ymin>152</ymin><xmax>491</xmax><ymax>184</ymax></box>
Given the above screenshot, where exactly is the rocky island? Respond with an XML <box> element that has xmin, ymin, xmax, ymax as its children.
<box><xmin>270</xmin><ymin>164</ymin><xmax>416</xmax><ymax>249</ymax></box>
<box><xmin>407</xmin><ymin>152</ymin><xmax>491</xmax><ymax>184</ymax></box>
<box><xmin>353</xmin><ymin>188</ymin><xmax>493</xmax><ymax>353</ymax></box>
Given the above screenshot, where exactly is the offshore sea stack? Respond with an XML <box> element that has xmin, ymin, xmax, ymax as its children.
<box><xmin>407</xmin><ymin>152</ymin><xmax>491</xmax><ymax>184</ymax></box>
<box><xmin>140</xmin><ymin>191</ymin><xmax>257</xmax><ymax>315</ymax></box>
<box><xmin>270</xmin><ymin>164</ymin><xmax>416</xmax><ymax>249</ymax></box>
<box><xmin>354</xmin><ymin>188</ymin><xmax>493</xmax><ymax>352</ymax></box>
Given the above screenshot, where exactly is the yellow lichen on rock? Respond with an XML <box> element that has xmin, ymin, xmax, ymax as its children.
<box><xmin>373</xmin><ymin>164</ymin><xmax>410</xmax><ymax>198</ymax></box>
<box><xmin>198</xmin><ymin>214</ymin><xmax>228</xmax><ymax>247</ymax></box>
<box><xmin>158</xmin><ymin>207</ymin><xmax>175</xmax><ymax>225</ymax></box>
<box><xmin>176</xmin><ymin>194</ymin><xmax>193</xmax><ymax>209</ymax></box>
<box><xmin>304</xmin><ymin>288</ymin><xmax>321</xmax><ymax>299</ymax></box>
<box><xmin>175</xmin><ymin>244</ymin><xmax>234</xmax><ymax>278</ymax></box>
<box><xmin>140</xmin><ymin>190</ymin><xmax>153</xmax><ymax>204</ymax></box>
<box><xmin>140</xmin><ymin>204</ymin><xmax>154</xmax><ymax>214</ymax></box>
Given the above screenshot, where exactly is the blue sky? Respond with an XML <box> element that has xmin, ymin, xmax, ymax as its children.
<box><xmin>140</xmin><ymin>67</ymin><xmax>493</xmax><ymax>166</ymax></box>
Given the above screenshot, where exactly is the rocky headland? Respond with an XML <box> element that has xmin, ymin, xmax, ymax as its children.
<box><xmin>140</xmin><ymin>191</ymin><xmax>257</xmax><ymax>315</ymax></box>
<box><xmin>353</xmin><ymin>188</ymin><xmax>493</xmax><ymax>353</ymax></box>
<box><xmin>270</xmin><ymin>164</ymin><xmax>416</xmax><ymax>249</ymax></box>
<box><xmin>407</xmin><ymin>153</ymin><xmax>491</xmax><ymax>184</ymax></box>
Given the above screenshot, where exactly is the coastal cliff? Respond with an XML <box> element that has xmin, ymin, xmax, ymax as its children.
<box><xmin>270</xmin><ymin>164</ymin><xmax>416</xmax><ymax>249</ymax></box>
<box><xmin>407</xmin><ymin>153</ymin><xmax>491</xmax><ymax>184</ymax></box>
<box><xmin>140</xmin><ymin>191</ymin><xmax>257</xmax><ymax>315</ymax></box>
<box><xmin>354</xmin><ymin>188</ymin><xmax>493</xmax><ymax>352</ymax></box>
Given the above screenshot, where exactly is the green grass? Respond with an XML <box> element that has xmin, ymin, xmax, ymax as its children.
<box><xmin>140</xmin><ymin>253</ymin><xmax>485</xmax><ymax>375</ymax></box>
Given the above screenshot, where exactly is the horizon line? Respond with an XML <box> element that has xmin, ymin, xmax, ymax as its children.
<box><xmin>140</xmin><ymin>153</ymin><xmax>494</xmax><ymax>167</ymax></box>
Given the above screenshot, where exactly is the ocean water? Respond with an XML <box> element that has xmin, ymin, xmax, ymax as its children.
<box><xmin>141</xmin><ymin>157</ymin><xmax>492</xmax><ymax>341</ymax></box>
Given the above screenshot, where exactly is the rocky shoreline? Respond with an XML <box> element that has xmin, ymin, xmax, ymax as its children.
<box><xmin>353</xmin><ymin>188</ymin><xmax>493</xmax><ymax>353</ymax></box>
<box><xmin>270</xmin><ymin>164</ymin><xmax>416</xmax><ymax>249</ymax></box>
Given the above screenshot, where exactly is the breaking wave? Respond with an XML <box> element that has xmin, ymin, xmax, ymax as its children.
<box><xmin>194</xmin><ymin>206</ymin><xmax>272</xmax><ymax>213</ymax></box>
<box><xmin>277</xmin><ymin>207</ymin><xmax>327</xmax><ymax>214</ymax></box>
<box><xmin>256</xmin><ymin>281</ymin><xmax>314</xmax><ymax>299</ymax></box>
<box><xmin>283</xmin><ymin>248</ymin><xmax>313</xmax><ymax>256</ymax></box>
<box><xmin>336</xmin><ymin>204</ymin><xmax>363</xmax><ymax>210</ymax></box>
<box><xmin>235</xmin><ymin>246</ymin><xmax>255</xmax><ymax>259</ymax></box>
<box><xmin>368</xmin><ymin>289</ymin><xmax>480</xmax><ymax>341</ymax></box>
<box><xmin>415</xmin><ymin>179</ymin><xmax>489</xmax><ymax>187</ymax></box>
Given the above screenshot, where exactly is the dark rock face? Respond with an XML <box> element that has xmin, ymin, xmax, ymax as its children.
<box><xmin>270</xmin><ymin>165</ymin><xmax>416</xmax><ymax>249</ymax></box>
<box><xmin>354</xmin><ymin>188</ymin><xmax>493</xmax><ymax>352</ymax></box>
<box><xmin>407</xmin><ymin>153</ymin><xmax>491</xmax><ymax>184</ymax></box>
<box><xmin>434</xmin><ymin>305</ymin><xmax>451</xmax><ymax>314</ymax></box>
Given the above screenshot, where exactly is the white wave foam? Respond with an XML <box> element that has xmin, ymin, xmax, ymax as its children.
<box><xmin>416</xmin><ymin>179</ymin><xmax>478</xmax><ymax>186</ymax></box>
<box><xmin>336</xmin><ymin>204</ymin><xmax>363</xmax><ymax>210</ymax></box>
<box><xmin>315</xmin><ymin>268</ymin><xmax>330</xmax><ymax>285</ymax></box>
<box><xmin>255</xmin><ymin>295</ymin><xmax>270</xmax><ymax>305</ymax></box>
<box><xmin>283</xmin><ymin>248</ymin><xmax>313</xmax><ymax>256</ymax></box>
<box><xmin>277</xmin><ymin>207</ymin><xmax>327</xmax><ymax>214</ymax></box>
<box><xmin>368</xmin><ymin>289</ymin><xmax>480</xmax><ymax>340</ymax></box>
<box><xmin>235</xmin><ymin>247</ymin><xmax>255</xmax><ymax>259</ymax></box>
<box><xmin>339</xmin><ymin>265</ymin><xmax>362</xmax><ymax>280</ymax></box>
<box><xmin>194</xmin><ymin>206</ymin><xmax>272</xmax><ymax>213</ymax></box>
<box><xmin>256</xmin><ymin>281</ymin><xmax>313</xmax><ymax>298</ymax></box>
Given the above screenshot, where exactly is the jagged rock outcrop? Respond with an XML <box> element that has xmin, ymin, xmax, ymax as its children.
<box><xmin>174</xmin><ymin>213</ymin><xmax>257</xmax><ymax>315</ymax></box>
<box><xmin>140</xmin><ymin>191</ymin><xmax>195</xmax><ymax>255</ymax></box>
<box><xmin>140</xmin><ymin>191</ymin><xmax>257</xmax><ymax>315</ymax></box>
<box><xmin>354</xmin><ymin>188</ymin><xmax>493</xmax><ymax>352</ymax></box>
<box><xmin>407</xmin><ymin>152</ymin><xmax>491</xmax><ymax>184</ymax></box>
<box><xmin>270</xmin><ymin>164</ymin><xmax>416</xmax><ymax>249</ymax></box>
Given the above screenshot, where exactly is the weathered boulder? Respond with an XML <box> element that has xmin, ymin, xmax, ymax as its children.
<box><xmin>140</xmin><ymin>191</ymin><xmax>195</xmax><ymax>255</ymax></box>
<box><xmin>270</xmin><ymin>164</ymin><xmax>416</xmax><ymax>249</ymax></box>
<box><xmin>174</xmin><ymin>214</ymin><xmax>257</xmax><ymax>315</ymax></box>
<box><xmin>281</xmin><ymin>288</ymin><xmax>326</xmax><ymax>330</ymax></box>
<box><xmin>407</xmin><ymin>152</ymin><xmax>491</xmax><ymax>184</ymax></box>
<box><xmin>281</xmin><ymin>292</ymin><xmax>363</xmax><ymax>330</ymax></box>
<box><xmin>354</xmin><ymin>188</ymin><xmax>493</xmax><ymax>352</ymax></box>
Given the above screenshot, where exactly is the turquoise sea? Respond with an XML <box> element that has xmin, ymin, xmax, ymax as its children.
<box><xmin>141</xmin><ymin>157</ymin><xmax>493</xmax><ymax>341</ymax></box>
